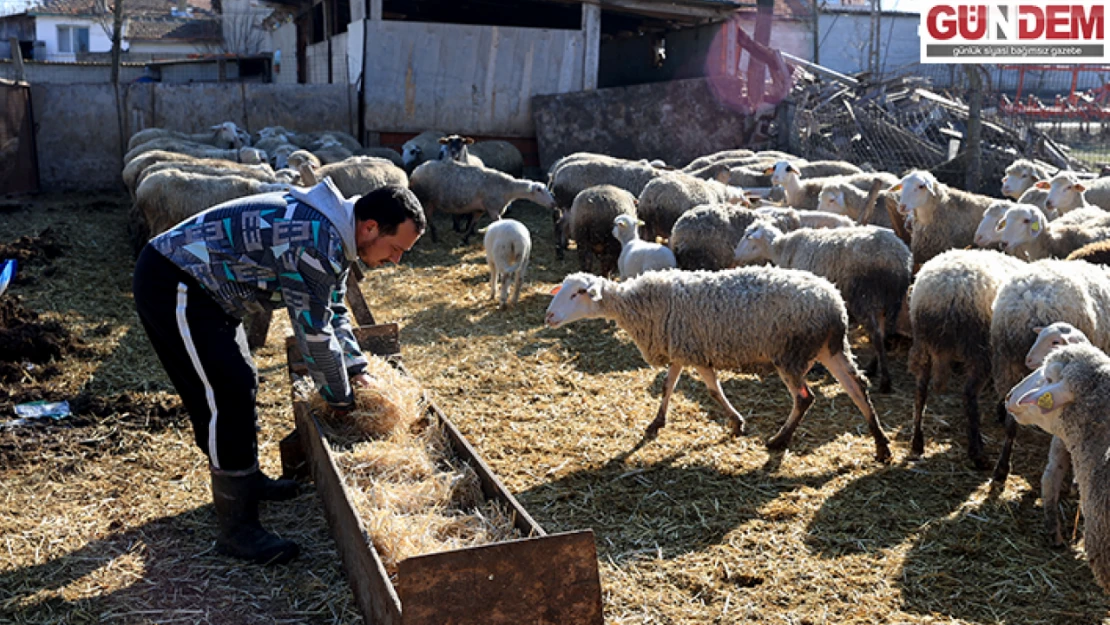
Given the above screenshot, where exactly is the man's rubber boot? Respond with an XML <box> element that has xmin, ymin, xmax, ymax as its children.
<box><xmin>211</xmin><ymin>467</ymin><xmax>300</xmax><ymax>565</ymax></box>
<box><xmin>258</xmin><ymin>470</ymin><xmax>300</xmax><ymax>502</ymax></box>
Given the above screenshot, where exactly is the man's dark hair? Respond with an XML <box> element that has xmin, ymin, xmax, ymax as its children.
<box><xmin>354</xmin><ymin>185</ymin><xmax>426</xmax><ymax>235</ymax></box>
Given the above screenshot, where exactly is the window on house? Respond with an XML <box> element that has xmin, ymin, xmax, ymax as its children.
<box><xmin>57</xmin><ymin>26</ymin><xmax>90</xmax><ymax>54</ymax></box>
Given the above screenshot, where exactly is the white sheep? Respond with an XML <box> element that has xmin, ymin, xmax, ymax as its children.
<box><xmin>753</xmin><ymin>206</ymin><xmax>856</xmax><ymax>230</ymax></box>
<box><xmin>299</xmin><ymin>156</ymin><xmax>407</xmax><ymax>200</ymax></box>
<box><xmin>972</xmin><ymin>200</ymin><xmax>1016</xmax><ymax>248</ymax></box>
<box><xmin>544</xmin><ymin>268</ymin><xmax>892</xmax><ymax>462</ymax></box>
<box><xmin>549</xmin><ymin>158</ymin><xmax>667</xmax><ymax>211</ymax></box>
<box><xmin>733</xmin><ymin>223</ymin><xmax>912</xmax><ymax>393</ymax></box>
<box><xmin>907</xmin><ymin>249</ymin><xmax>1026</xmax><ymax>468</ymax></box>
<box><xmin>437</xmin><ymin>134</ymin><xmax>483</xmax><ymax>166</ymax></box>
<box><xmin>994</xmin><ymin>203</ymin><xmax>1110</xmax><ymax>260</ymax></box>
<box><xmin>636</xmin><ymin>172</ymin><xmax>749</xmax><ymax>242</ymax></box>
<box><xmin>990</xmin><ymin>258</ymin><xmax>1110</xmax><ymax>484</ymax></box>
<box><xmin>134</xmin><ymin>169</ymin><xmax>287</xmax><ymax>242</ymax></box>
<box><xmin>1041</xmin><ymin>171</ymin><xmax>1110</xmax><ymax>215</ymax></box>
<box><xmin>123</xmin><ymin>138</ymin><xmax>266</xmax><ymax>167</ymax></box>
<box><xmin>127</xmin><ymin>122</ymin><xmax>244</xmax><ymax>151</ymax></box>
<box><xmin>401</xmin><ymin>129</ymin><xmax>446</xmax><ymax>173</ymax></box>
<box><xmin>410</xmin><ymin>158</ymin><xmax>555</xmax><ymax>244</ymax></box>
<box><xmin>1006</xmin><ymin>342</ymin><xmax>1110</xmax><ymax>591</ymax></box>
<box><xmin>816</xmin><ymin>181</ymin><xmax>897</xmax><ymax>229</ymax></box>
<box><xmin>468</xmin><ymin>140</ymin><xmax>525</xmax><ymax>178</ymax></box>
<box><xmin>482</xmin><ymin>219</ymin><xmax>531</xmax><ymax>308</ymax></box>
<box><xmin>767</xmin><ymin>161</ymin><xmax>896</xmax><ymax>210</ymax></box>
<box><xmin>121</xmin><ymin>149</ymin><xmax>271</xmax><ymax>199</ymax></box>
<box><xmin>612</xmin><ymin>214</ymin><xmax>676</xmax><ymax>279</ymax></box>
<box><xmin>895</xmin><ymin>170</ymin><xmax>999</xmax><ymax>266</ymax></box>
<box><xmin>1001</xmin><ymin>158</ymin><xmax>1053</xmax><ymax>200</ymax></box>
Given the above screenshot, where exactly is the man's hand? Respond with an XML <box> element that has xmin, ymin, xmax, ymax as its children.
<box><xmin>351</xmin><ymin>373</ymin><xmax>372</xmax><ymax>389</ymax></box>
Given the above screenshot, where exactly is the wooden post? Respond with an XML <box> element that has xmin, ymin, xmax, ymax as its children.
<box><xmin>581</xmin><ymin>3</ymin><xmax>600</xmax><ymax>90</ymax></box>
<box><xmin>965</xmin><ymin>64</ymin><xmax>984</xmax><ymax>193</ymax></box>
<box><xmin>9</xmin><ymin>37</ymin><xmax>24</xmax><ymax>82</ymax></box>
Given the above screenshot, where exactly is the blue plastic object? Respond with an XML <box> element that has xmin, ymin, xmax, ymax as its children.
<box><xmin>0</xmin><ymin>259</ymin><xmax>15</xmax><ymax>298</ymax></box>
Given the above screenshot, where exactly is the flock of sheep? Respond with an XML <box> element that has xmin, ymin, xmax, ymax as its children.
<box><xmin>119</xmin><ymin>122</ymin><xmax>1110</xmax><ymax>593</ymax></box>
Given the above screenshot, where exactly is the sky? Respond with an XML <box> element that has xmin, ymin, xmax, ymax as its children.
<box><xmin>881</xmin><ymin>0</ymin><xmax>928</xmax><ymax>13</ymax></box>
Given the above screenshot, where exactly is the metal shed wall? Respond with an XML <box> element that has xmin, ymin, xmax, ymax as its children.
<box><xmin>361</xmin><ymin>20</ymin><xmax>585</xmax><ymax>136</ymax></box>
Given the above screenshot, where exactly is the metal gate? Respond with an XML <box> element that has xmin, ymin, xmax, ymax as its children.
<box><xmin>0</xmin><ymin>79</ymin><xmax>39</xmax><ymax>196</ymax></box>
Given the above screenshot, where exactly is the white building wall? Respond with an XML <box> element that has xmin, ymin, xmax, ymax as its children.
<box><xmin>128</xmin><ymin>41</ymin><xmax>205</xmax><ymax>56</ymax></box>
<box><xmin>268</xmin><ymin>22</ymin><xmax>297</xmax><ymax>85</ymax></box>
<box><xmin>34</xmin><ymin>15</ymin><xmax>113</xmax><ymax>60</ymax></box>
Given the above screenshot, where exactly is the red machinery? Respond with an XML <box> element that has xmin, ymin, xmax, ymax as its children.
<box><xmin>997</xmin><ymin>64</ymin><xmax>1110</xmax><ymax>121</ymax></box>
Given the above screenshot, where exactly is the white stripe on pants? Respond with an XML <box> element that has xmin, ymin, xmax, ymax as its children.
<box><xmin>175</xmin><ymin>282</ymin><xmax>223</xmax><ymax>469</ymax></box>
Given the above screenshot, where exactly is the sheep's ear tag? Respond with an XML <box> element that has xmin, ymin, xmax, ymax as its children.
<box><xmin>1036</xmin><ymin>181</ymin><xmax>1051</xmax><ymax>189</ymax></box>
<box><xmin>1037</xmin><ymin>392</ymin><xmax>1054</xmax><ymax>411</ymax></box>
<box><xmin>763</xmin><ymin>167</ymin><xmax>773</xmax><ymax>175</ymax></box>
<box><xmin>549</xmin><ymin>285</ymin><xmax>562</xmax><ymax>296</ymax></box>
<box><xmin>1031</xmin><ymin>221</ymin><xmax>1041</xmax><ymax>233</ymax></box>
<box><xmin>891</xmin><ymin>183</ymin><xmax>903</xmax><ymax>192</ymax></box>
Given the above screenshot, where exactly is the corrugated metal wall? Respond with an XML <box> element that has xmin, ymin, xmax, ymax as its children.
<box><xmin>0</xmin><ymin>81</ymin><xmax>38</xmax><ymax>195</ymax></box>
<box><xmin>362</xmin><ymin>21</ymin><xmax>585</xmax><ymax>136</ymax></box>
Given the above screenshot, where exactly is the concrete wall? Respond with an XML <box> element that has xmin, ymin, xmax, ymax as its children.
<box><xmin>0</xmin><ymin>59</ymin><xmax>148</xmax><ymax>82</ymax></box>
<box><xmin>269</xmin><ymin>22</ymin><xmax>297</xmax><ymax>85</ymax></box>
<box><xmin>305</xmin><ymin>40</ymin><xmax>329</xmax><ymax>84</ymax></box>
<box><xmin>361</xmin><ymin>20</ymin><xmax>584</xmax><ymax>137</ymax></box>
<box><xmin>128</xmin><ymin>41</ymin><xmax>206</xmax><ymax>57</ymax></box>
<box><xmin>532</xmin><ymin>76</ymin><xmax>758</xmax><ymax>170</ymax></box>
<box><xmin>33</xmin><ymin>82</ymin><xmax>356</xmax><ymax>189</ymax></box>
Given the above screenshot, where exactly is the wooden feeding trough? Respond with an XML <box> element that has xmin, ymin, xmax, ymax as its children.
<box><xmin>281</xmin><ymin>277</ymin><xmax>604</xmax><ymax>625</ymax></box>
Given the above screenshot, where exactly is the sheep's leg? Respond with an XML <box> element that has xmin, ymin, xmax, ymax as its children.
<box><xmin>499</xmin><ymin>270</ymin><xmax>512</xmax><ymax>308</ymax></box>
<box><xmin>992</xmin><ymin>408</ymin><xmax>1018</xmax><ymax>483</ymax></box>
<box><xmin>461</xmin><ymin>212</ymin><xmax>482</xmax><ymax>245</ymax></box>
<box><xmin>766</xmin><ymin>368</ymin><xmax>815</xmax><ymax>451</ymax></box>
<box><xmin>553</xmin><ymin>211</ymin><xmax>566</xmax><ymax>260</ymax></box>
<box><xmin>488</xmin><ymin>258</ymin><xmax>499</xmax><ymax>303</ymax></box>
<box><xmin>821</xmin><ymin>348</ymin><xmax>892</xmax><ymax>463</ymax></box>
<box><xmin>694</xmin><ymin>366</ymin><xmax>746</xmax><ymax>436</ymax></box>
<box><xmin>909</xmin><ymin>346</ymin><xmax>931</xmax><ymax>460</ymax></box>
<box><xmin>509</xmin><ymin>259</ymin><xmax>527</xmax><ymax>307</ymax></box>
<box><xmin>1042</xmin><ymin>435</ymin><xmax>1072</xmax><ymax>547</ymax></box>
<box><xmin>963</xmin><ymin>358</ymin><xmax>990</xmax><ymax>470</ymax></box>
<box><xmin>426</xmin><ymin>206</ymin><xmax>440</xmax><ymax>243</ymax></box>
<box><xmin>866</xmin><ymin>313</ymin><xmax>892</xmax><ymax>394</ymax></box>
<box><xmin>645</xmin><ymin>364</ymin><xmax>682</xmax><ymax>438</ymax></box>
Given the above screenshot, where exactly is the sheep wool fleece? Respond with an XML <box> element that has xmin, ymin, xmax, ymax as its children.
<box><xmin>134</xmin><ymin>179</ymin><xmax>367</xmax><ymax>472</ymax></box>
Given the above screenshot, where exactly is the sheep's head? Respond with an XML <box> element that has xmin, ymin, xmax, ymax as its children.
<box><xmin>1001</xmin><ymin>161</ymin><xmax>1043</xmax><ymax>199</ymax></box>
<box><xmin>1005</xmin><ymin>344</ymin><xmax>1107</xmax><ymax>437</ymax></box>
<box><xmin>817</xmin><ymin>185</ymin><xmax>847</xmax><ymax>215</ymax></box>
<box><xmin>733</xmin><ymin>222</ymin><xmax>779</xmax><ymax>265</ymax></box>
<box><xmin>438</xmin><ymin>135</ymin><xmax>474</xmax><ymax>162</ymax></box>
<box><xmin>1027</xmin><ymin>322</ymin><xmax>1090</xmax><ymax>369</ymax></box>
<box><xmin>995</xmin><ymin>204</ymin><xmax>1046</xmax><ymax>254</ymax></box>
<box><xmin>1042</xmin><ymin>172</ymin><xmax>1085</xmax><ymax>213</ymax></box>
<box><xmin>212</xmin><ymin>122</ymin><xmax>244</xmax><ymax>149</ymax></box>
<box><xmin>612</xmin><ymin>214</ymin><xmax>642</xmax><ymax>244</ymax></box>
<box><xmin>527</xmin><ymin>182</ymin><xmax>556</xmax><ymax>209</ymax></box>
<box><xmin>271</xmin><ymin>144</ymin><xmax>297</xmax><ymax>170</ymax></box>
<box><xmin>545</xmin><ymin>273</ymin><xmax>606</xmax><ymax>328</ymax></box>
<box><xmin>766</xmin><ymin>161</ymin><xmax>801</xmax><ymax>186</ymax></box>
<box><xmin>238</xmin><ymin>147</ymin><xmax>266</xmax><ymax>165</ymax></box>
<box><xmin>974</xmin><ymin>201</ymin><xmax>1013</xmax><ymax>247</ymax></box>
<box><xmin>402</xmin><ymin>143</ymin><xmax>422</xmax><ymax>169</ymax></box>
<box><xmin>893</xmin><ymin>171</ymin><xmax>938</xmax><ymax>220</ymax></box>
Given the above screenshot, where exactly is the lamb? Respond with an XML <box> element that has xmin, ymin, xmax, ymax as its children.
<box><xmin>990</xmin><ymin>258</ymin><xmax>1110</xmax><ymax>483</ymax></box>
<box><xmin>816</xmin><ymin>181</ymin><xmax>897</xmax><ymax>229</ymax></box>
<box><xmin>127</xmin><ymin>122</ymin><xmax>244</xmax><ymax>151</ymax></box>
<box><xmin>771</xmin><ymin>159</ymin><xmax>864</xmax><ymax>180</ymax></box>
<box><xmin>670</xmin><ymin>204</ymin><xmax>762</xmax><ymax>271</ymax></box>
<box><xmin>1041</xmin><ymin>172</ymin><xmax>1110</xmax><ymax>215</ymax></box>
<box><xmin>768</xmin><ymin>161</ymin><xmax>896</xmax><ymax>210</ymax></box>
<box><xmin>468</xmin><ymin>140</ymin><xmax>524</xmax><ymax>178</ymax></box>
<box><xmin>543</xmin><ymin>268</ymin><xmax>892</xmax><ymax>462</ymax></box>
<box><xmin>409</xmin><ymin>158</ymin><xmax>555</xmax><ymax>244</ymax></box>
<box><xmin>733</xmin><ymin>223</ymin><xmax>912</xmax><ymax>393</ymax></box>
<box><xmin>1001</xmin><ymin>158</ymin><xmax>1053</xmax><ymax>199</ymax></box>
<box><xmin>995</xmin><ymin>203</ymin><xmax>1110</xmax><ymax>260</ymax></box>
<box><xmin>401</xmin><ymin>129</ymin><xmax>446</xmax><ymax>173</ymax></box>
<box><xmin>122</xmin><ymin>150</ymin><xmax>272</xmax><ymax>198</ymax></box>
<box><xmin>636</xmin><ymin>172</ymin><xmax>749</xmax><ymax>243</ymax></box>
<box><xmin>612</xmin><ymin>214</ymin><xmax>676</xmax><ymax>279</ymax></box>
<box><xmin>133</xmin><ymin>170</ymin><xmax>287</xmax><ymax>243</ymax></box>
<box><xmin>894</xmin><ymin>170</ymin><xmax>999</xmax><ymax>266</ymax></box>
<box><xmin>123</xmin><ymin>138</ymin><xmax>266</xmax><ymax>167</ymax></box>
<box><xmin>907</xmin><ymin>249</ymin><xmax>1026</xmax><ymax>468</ymax></box>
<box><xmin>482</xmin><ymin>219</ymin><xmax>531</xmax><ymax>308</ymax></box>
<box><xmin>561</xmin><ymin>185</ymin><xmax>637</xmax><ymax>275</ymax></box>
<box><xmin>1005</xmin><ymin>342</ymin><xmax>1110</xmax><ymax>591</ymax></box>
<box><xmin>287</xmin><ymin>149</ymin><xmax>322</xmax><ymax>171</ymax></box>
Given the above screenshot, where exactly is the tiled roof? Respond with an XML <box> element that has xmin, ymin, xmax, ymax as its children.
<box><xmin>31</xmin><ymin>0</ymin><xmax>214</xmax><ymax>18</ymax></box>
<box><xmin>128</xmin><ymin>16</ymin><xmax>221</xmax><ymax>41</ymax></box>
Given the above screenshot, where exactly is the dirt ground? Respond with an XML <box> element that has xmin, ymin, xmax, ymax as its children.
<box><xmin>1</xmin><ymin>193</ymin><xmax>1108</xmax><ymax>624</ymax></box>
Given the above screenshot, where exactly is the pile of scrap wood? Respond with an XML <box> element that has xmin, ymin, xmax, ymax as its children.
<box><xmin>782</xmin><ymin>56</ymin><xmax>1090</xmax><ymax>194</ymax></box>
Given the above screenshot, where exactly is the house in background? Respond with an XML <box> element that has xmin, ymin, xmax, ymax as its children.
<box><xmin>0</xmin><ymin>0</ymin><xmax>223</xmax><ymax>62</ymax></box>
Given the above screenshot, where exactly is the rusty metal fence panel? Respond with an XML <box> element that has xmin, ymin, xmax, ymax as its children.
<box><xmin>0</xmin><ymin>80</ymin><xmax>39</xmax><ymax>195</ymax></box>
